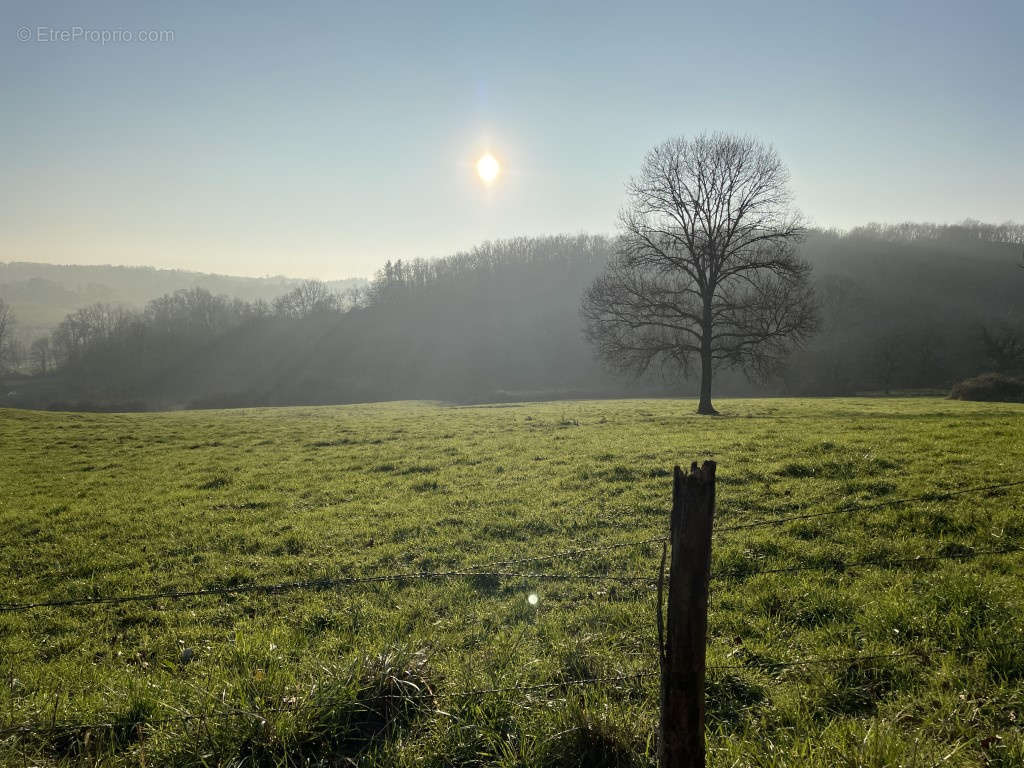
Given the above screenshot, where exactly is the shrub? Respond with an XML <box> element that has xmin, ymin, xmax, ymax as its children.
<box><xmin>950</xmin><ymin>372</ymin><xmax>1024</xmax><ymax>402</ymax></box>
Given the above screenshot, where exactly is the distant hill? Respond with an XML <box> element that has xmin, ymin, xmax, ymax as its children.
<box><xmin>0</xmin><ymin>262</ymin><xmax>366</xmax><ymax>340</ymax></box>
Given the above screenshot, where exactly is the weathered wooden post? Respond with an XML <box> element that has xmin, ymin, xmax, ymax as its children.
<box><xmin>659</xmin><ymin>461</ymin><xmax>716</xmax><ymax>768</ymax></box>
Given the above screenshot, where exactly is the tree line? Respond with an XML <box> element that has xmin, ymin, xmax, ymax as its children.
<box><xmin>1</xmin><ymin>223</ymin><xmax>1020</xmax><ymax>411</ymax></box>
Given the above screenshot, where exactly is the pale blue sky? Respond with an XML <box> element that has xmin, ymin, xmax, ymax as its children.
<box><xmin>2</xmin><ymin>0</ymin><xmax>1021</xmax><ymax>278</ymax></box>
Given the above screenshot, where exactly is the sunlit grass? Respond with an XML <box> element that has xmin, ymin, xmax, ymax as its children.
<box><xmin>1</xmin><ymin>397</ymin><xmax>1023</xmax><ymax>766</ymax></box>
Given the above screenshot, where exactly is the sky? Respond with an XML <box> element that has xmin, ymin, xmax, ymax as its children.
<box><xmin>2</xmin><ymin>0</ymin><xmax>1022</xmax><ymax>279</ymax></box>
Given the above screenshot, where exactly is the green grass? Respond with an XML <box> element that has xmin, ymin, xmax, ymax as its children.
<box><xmin>1</xmin><ymin>397</ymin><xmax>1023</xmax><ymax>767</ymax></box>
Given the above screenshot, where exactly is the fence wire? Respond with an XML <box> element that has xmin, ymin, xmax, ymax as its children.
<box><xmin>463</xmin><ymin>477</ymin><xmax>1024</xmax><ymax>571</ymax></box>
<box><xmin>468</xmin><ymin>535</ymin><xmax>668</xmax><ymax>570</ymax></box>
<box><xmin>712</xmin><ymin>545</ymin><xmax>1023</xmax><ymax>580</ymax></box>
<box><xmin>715</xmin><ymin>478</ymin><xmax>1024</xmax><ymax>532</ymax></box>
<box><xmin>3</xmin><ymin>478</ymin><xmax>1021</xmax><ymax>613</ymax></box>
<box><xmin>0</xmin><ymin>569</ymin><xmax>654</xmax><ymax>614</ymax></box>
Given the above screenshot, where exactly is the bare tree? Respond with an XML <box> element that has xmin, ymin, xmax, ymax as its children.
<box><xmin>0</xmin><ymin>298</ymin><xmax>13</xmax><ymax>371</ymax></box>
<box><xmin>52</xmin><ymin>303</ymin><xmax>134</xmax><ymax>366</ymax></box>
<box><xmin>273</xmin><ymin>280</ymin><xmax>339</xmax><ymax>318</ymax></box>
<box><xmin>582</xmin><ymin>134</ymin><xmax>817</xmax><ymax>413</ymax></box>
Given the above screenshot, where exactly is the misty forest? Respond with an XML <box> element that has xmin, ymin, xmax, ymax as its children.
<box><xmin>2</xmin><ymin>219</ymin><xmax>1023</xmax><ymax>411</ymax></box>
<box><xmin>3</xmin><ymin>4</ymin><xmax>1024</xmax><ymax>768</ymax></box>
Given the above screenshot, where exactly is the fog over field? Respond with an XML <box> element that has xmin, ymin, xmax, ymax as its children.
<box><xmin>2</xmin><ymin>1</ymin><xmax>1023</xmax><ymax>766</ymax></box>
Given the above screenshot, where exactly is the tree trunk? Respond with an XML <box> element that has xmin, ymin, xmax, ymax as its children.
<box><xmin>697</xmin><ymin>350</ymin><xmax>717</xmax><ymax>414</ymax></box>
<box><xmin>697</xmin><ymin>304</ymin><xmax>718</xmax><ymax>415</ymax></box>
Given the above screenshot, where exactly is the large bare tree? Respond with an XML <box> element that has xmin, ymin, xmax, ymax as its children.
<box><xmin>582</xmin><ymin>134</ymin><xmax>818</xmax><ymax>414</ymax></box>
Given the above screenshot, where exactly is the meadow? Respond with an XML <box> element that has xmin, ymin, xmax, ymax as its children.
<box><xmin>1</xmin><ymin>397</ymin><xmax>1023</xmax><ymax>767</ymax></box>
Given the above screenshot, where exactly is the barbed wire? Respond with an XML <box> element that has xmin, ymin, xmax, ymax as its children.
<box><xmin>707</xmin><ymin>649</ymin><xmax>921</xmax><ymax>672</ymax></box>
<box><xmin>6</xmin><ymin>478</ymin><xmax>1019</xmax><ymax>615</ymax></box>
<box><xmin>712</xmin><ymin>545</ymin><xmax>1023</xmax><ymax>580</ymax></box>
<box><xmin>716</xmin><ymin>479</ymin><xmax>1024</xmax><ymax>532</ymax></box>
<box><xmin>4</xmin><ymin>477</ymin><xmax>1021</xmax><ymax>614</ymax></box>
<box><xmin>467</xmin><ymin>535</ymin><xmax>668</xmax><ymax>570</ymax></box>
<box><xmin>462</xmin><ymin>478</ymin><xmax>1024</xmax><ymax>571</ymax></box>
<box><xmin>708</xmin><ymin>637</ymin><xmax>1024</xmax><ymax>673</ymax></box>
<box><xmin>4</xmin><ymin>542</ymin><xmax>1012</xmax><ymax>624</ymax></box>
<box><xmin>0</xmin><ymin>569</ymin><xmax>655</xmax><ymax>614</ymax></box>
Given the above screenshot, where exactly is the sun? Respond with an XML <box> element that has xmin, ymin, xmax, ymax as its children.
<box><xmin>476</xmin><ymin>153</ymin><xmax>500</xmax><ymax>184</ymax></box>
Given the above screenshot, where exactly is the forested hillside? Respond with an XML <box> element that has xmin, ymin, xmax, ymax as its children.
<box><xmin>0</xmin><ymin>261</ymin><xmax>366</xmax><ymax>340</ymax></box>
<box><xmin>2</xmin><ymin>224</ymin><xmax>1022</xmax><ymax>410</ymax></box>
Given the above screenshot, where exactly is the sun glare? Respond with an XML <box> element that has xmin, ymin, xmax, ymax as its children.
<box><xmin>476</xmin><ymin>153</ymin><xmax>500</xmax><ymax>184</ymax></box>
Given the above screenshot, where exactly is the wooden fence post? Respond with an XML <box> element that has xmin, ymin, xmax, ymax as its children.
<box><xmin>659</xmin><ymin>460</ymin><xmax>716</xmax><ymax>768</ymax></box>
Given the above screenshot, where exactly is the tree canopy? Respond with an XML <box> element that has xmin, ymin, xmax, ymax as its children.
<box><xmin>582</xmin><ymin>134</ymin><xmax>818</xmax><ymax>414</ymax></box>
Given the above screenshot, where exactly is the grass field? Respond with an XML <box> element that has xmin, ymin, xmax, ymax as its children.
<box><xmin>2</xmin><ymin>397</ymin><xmax>1024</xmax><ymax>767</ymax></box>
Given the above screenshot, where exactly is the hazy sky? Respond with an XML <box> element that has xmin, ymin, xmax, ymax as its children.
<box><xmin>3</xmin><ymin>0</ymin><xmax>1021</xmax><ymax>279</ymax></box>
